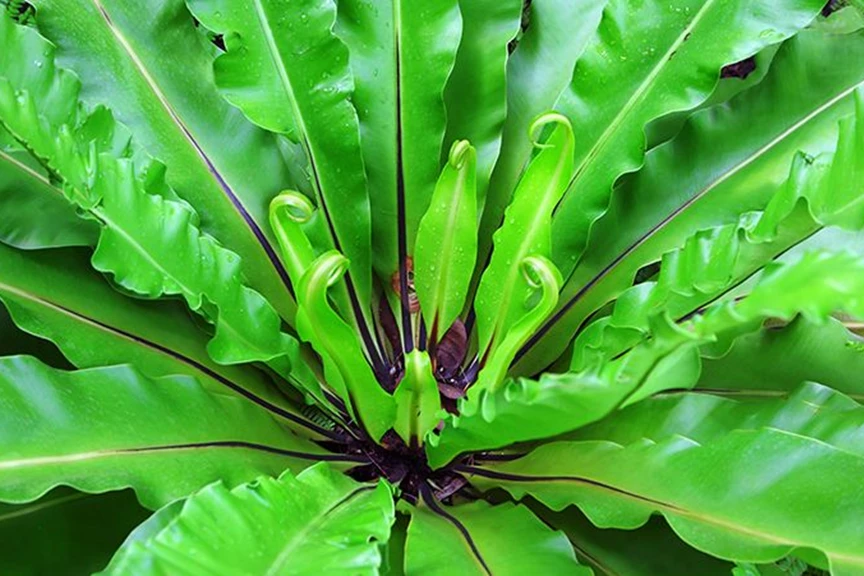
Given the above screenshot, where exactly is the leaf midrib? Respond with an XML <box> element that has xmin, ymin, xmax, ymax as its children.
<box><xmin>0</xmin><ymin>441</ymin><xmax>313</xmax><ymax>472</ymax></box>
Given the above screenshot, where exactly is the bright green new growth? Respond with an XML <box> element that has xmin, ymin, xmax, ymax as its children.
<box><xmin>1</xmin><ymin>0</ymin><xmax>864</xmax><ymax>574</ymax></box>
<box><xmin>414</xmin><ymin>139</ymin><xmax>478</xmax><ymax>342</ymax></box>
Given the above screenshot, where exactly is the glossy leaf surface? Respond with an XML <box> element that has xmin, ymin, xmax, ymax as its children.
<box><xmin>30</xmin><ymin>0</ymin><xmax>298</xmax><ymax>319</ymax></box>
<box><xmin>405</xmin><ymin>500</ymin><xmax>587</xmax><ymax>576</ymax></box>
<box><xmin>0</xmin><ymin>356</ymin><xmax>330</xmax><ymax>509</ymax></box>
<box><xmin>188</xmin><ymin>0</ymin><xmax>374</xmax><ymax>306</ymax></box>
<box><xmin>108</xmin><ymin>464</ymin><xmax>394</xmax><ymax>575</ymax></box>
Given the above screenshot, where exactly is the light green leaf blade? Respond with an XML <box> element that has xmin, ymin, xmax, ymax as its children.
<box><xmin>393</xmin><ymin>350</ymin><xmax>441</xmax><ymax>446</ymax></box>
<box><xmin>336</xmin><ymin>0</ymin><xmax>462</xmax><ymax>280</ymax></box>
<box><xmin>0</xmin><ymin>356</ymin><xmax>335</xmax><ymax>509</ymax></box>
<box><xmin>567</xmin><ymin>93</ymin><xmax>864</xmax><ymax>378</ymax></box>
<box><xmin>414</xmin><ymin>141</ymin><xmax>477</xmax><ymax>341</ymax></box>
<box><xmin>296</xmin><ymin>251</ymin><xmax>396</xmax><ymax>440</ymax></box>
<box><xmin>405</xmin><ymin>499</ymin><xmax>588</xmax><ymax>576</ymax></box>
<box><xmin>188</xmin><ymin>0</ymin><xmax>373</xmax><ymax>306</ymax></box>
<box><xmin>549</xmin><ymin>0</ymin><xmax>826</xmax><ymax>281</ymax></box>
<box><xmin>0</xmin><ymin>487</ymin><xmax>149</xmax><ymax>576</ymax></box>
<box><xmin>474</xmin><ymin>114</ymin><xmax>573</xmax><ymax>359</ymax></box>
<box><xmin>441</xmin><ymin>0</ymin><xmax>521</xmax><ymax>204</ymax></box>
<box><xmin>30</xmin><ymin>0</ymin><xmax>298</xmax><ymax>319</ymax></box>
<box><xmin>108</xmin><ymin>464</ymin><xmax>394</xmax><ymax>576</ymax></box>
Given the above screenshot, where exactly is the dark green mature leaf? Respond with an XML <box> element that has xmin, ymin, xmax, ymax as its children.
<box><xmin>0</xmin><ymin>17</ymin><xmax>301</xmax><ymax>372</ymax></box>
<box><xmin>441</xmin><ymin>0</ymin><xmax>521</xmax><ymax>204</ymax></box>
<box><xmin>0</xmin><ymin>488</ymin><xmax>149</xmax><ymax>576</ymax></box>
<box><xmin>29</xmin><ymin>0</ymin><xmax>298</xmax><ymax>319</ymax></box>
<box><xmin>427</xmin><ymin>250</ymin><xmax>864</xmax><ymax>467</ymax></box>
<box><xmin>0</xmin><ymin>356</ymin><xmax>336</xmax><ymax>509</ymax></box>
<box><xmin>404</xmin><ymin>499</ymin><xmax>587</xmax><ymax>575</ymax></box>
<box><xmin>0</xmin><ymin>244</ymin><xmax>331</xmax><ymax>438</ymax></box>
<box><xmin>0</xmin><ymin>133</ymin><xmax>98</xmax><ymax>249</ymax></box>
<box><xmin>519</xmin><ymin>28</ymin><xmax>864</xmax><ymax>375</ymax></box>
<box><xmin>479</xmin><ymin>0</ymin><xmax>607</xmax><ymax>267</ymax></box>
<box><xmin>549</xmin><ymin>0</ymin><xmax>826</xmax><ymax>281</ymax></box>
<box><xmin>336</xmin><ymin>0</ymin><xmax>462</xmax><ymax>281</ymax></box>
<box><xmin>108</xmin><ymin>464</ymin><xmax>394</xmax><ymax>576</ymax></box>
<box><xmin>465</xmin><ymin>428</ymin><xmax>864</xmax><ymax>575</ymax></box>
<box><xmin>188</xmin><ymin>0</ymin><xmax>374</xmax><ymax>308</ymax></box>
<box><xmin>535</xmin><ymin>508</ymin><xmax>735</xmax><ymax>576</ymax></box>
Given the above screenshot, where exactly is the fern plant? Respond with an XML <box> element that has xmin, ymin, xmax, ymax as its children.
<box><xmin>1</xmin><ymin>0</ymin><xmax>863</xmax><ymax>573</ymax></box>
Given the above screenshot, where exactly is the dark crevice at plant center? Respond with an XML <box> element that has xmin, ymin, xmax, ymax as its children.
<box><xmin>319</xmin><ymin>430</ymin><xmax>475</xmax><ymax>505</ymax></box>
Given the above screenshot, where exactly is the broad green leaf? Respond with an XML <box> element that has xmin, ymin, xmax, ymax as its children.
<box><xmin>441</xmin><ymin>0</ymin><xmax>521</xmax><ymax>204</ymax></box>
<box><xmin>188</xmin><ymin>0</ymin><xmax>373</xmax><ymax>307</ymax></box>
<box><xmin>465</xmin><ymin>429</ymin><xmax>864</xmax><ymax>575</ymax></box>
<box><xmin>0</xmin><ymin>134</ymin><xmax>98</xmax><ymax>249</ymax></box>
<box><xmin>0</xmin><ymin>17</ymin><xmax>302</xmax><ymax>372</ymax></box>
<box><xmin>393</xmin><ymin>350</ymin><xmax>441</xmax><ymax>446</ymax></box>
<box><xmin>108</xmin><ymin>464</ymin><xmax>394</xmax><ymax>576</ymax></box>
<box><xmin>480</xmin><ymin>0</ymin><xmax>607</xmax><ymax>269</ymax></box>
<box><xmin>30</xmin><ymin>0</ymin><xmax>299</xmax><ymax>320</ymax></box>
<box><xmin>645</xmin><ymin>44</ymin><xmax>781</xmax><ymax>149</ymax></box>
<box><xmin>517</xmin><ymin>28</ymin><xmax>864</xmax><ymax>375</ymax></box>
<box><xmin>295</xmin><ymin>251</ymin><xmax>396</xmax><ymax>440</ymax></box>
<box><xmin>414</xmin><ymin>141</ymin><xmax>478</xmax><ymax>341</ymax></box>
<box><xmin>0</xmin><ymin>356</ymin><xmax>333</xmax><ymax>509</ymax></box>
<box><xmin>428</xmin><ymin>250</ymin><xmax>864</xmax><ymax>467</ymax></box>
<box><xmin>535</xmin><ymin>509</ymin><xmax>735</xmax><ymax>576</ymax></box>
<box><xmin>0</xmin><ymin>244</ymin><xmax>332</xmax><ymax>438</ymax></box>
<box><xmin>0</xmin><ymin>487</ymin><xmax>149</xmax><ymax>576</ymax></box>
<box><xmin>474</xmin><ymin>113</ymin><xmax>573</xmax><ymax>359</ymax></box>
<box><xmin>549</xmin><ymin>0</ymin><xmax>826</xmax><ymax>280</ymax></box>
<box><xmin>336</xmin><ymin>0</ymin><xmax>462</xmax><ymax>280</ymax></box>
<box><xmin>572</xmin><ymin>382</ymin><xmax>864</xmax><ymax>455</ymax></box>
<box><xmin>699</xmin><ymin>317</ymin><xmax>864</xmax><ymax>400</ymax></box>
<box><xmin>568</xmin><ymin>92</ymin><xmax>864</xmax><ymax>375</ymax></box>
<box><xmin>405</xmin><ymin>499</ymin><xmax>587</xmax><ymax>576</ymax></box>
